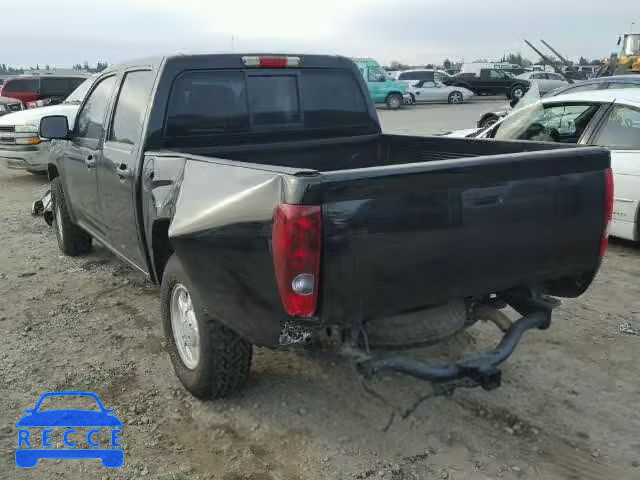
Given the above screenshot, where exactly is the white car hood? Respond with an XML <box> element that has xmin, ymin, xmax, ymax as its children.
<box><xmin>0</xmin><ymin>103</ymin><xmax>79</xmax><ymax>127</ymax></box>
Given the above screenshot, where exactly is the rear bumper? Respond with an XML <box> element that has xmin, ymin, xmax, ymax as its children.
<box><xmin>0</xmin><ymin>142</ymin><xmax>50</xmax><ymax>172</ymax></box>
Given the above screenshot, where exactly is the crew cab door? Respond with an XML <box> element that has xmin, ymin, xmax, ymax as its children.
<box><xmin>63</xmin><ymin>75</ymin><xmax>117</xmax><ymax>234</ymax></box>
<box><xmin>592</xmin><ymin>104</ymin><xmax>640</xmax><ymax>240</ymax></box>
<box><xmin>98</xmin><ymin>69</ymin><xmax>155</xmax><ymax>270</ymax></box>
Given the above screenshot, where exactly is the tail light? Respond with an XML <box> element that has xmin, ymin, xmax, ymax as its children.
<box><xmin>600</xmin><ymin>168</ymin><xmax>614</xmax><ymax>256</ymax></box>
<box><xmin>272</xmin><ymin>204</ymin><xmax>322</xmax><ymax>317</ymax></box>
<box><xmin>242</xmin><ymin>56</ymin><xmax>301</xmax><ymax>68</ymax></box>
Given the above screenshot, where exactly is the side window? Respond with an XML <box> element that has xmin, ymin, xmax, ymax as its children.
<box><xmin>109</xmin><ymin>71</ymin><xmax>154</xmax><ymax>145</ymax></box>
<box><xmin>367</xmin><ymin>67</ymin><xmax>385</xmax><ymax>82</ymax></box>
<box><xmin>548</xmin><ymin>74</ymin><xmax>564</xmax><ymax>81</ymax></box>
<box><xmin>494</xmin><ymin>103</ymin><xmax>600</xmax><ymax>143</ymax></box>
<box><xmin>480</xmin><ymin>69</ymin><xmax>490</xmax><ymax>79</ymax></box>
<box><xmin>596</xmin><ymin>105</ymin><xmax>640</xmax><ymax>148</ymax></box>
<box><xmin>75</xmin><ymin>76</ymin><xmax>116</xmax><ymax>140</ymax></box>
<box><xmin>489</xmin><ymin>70</ymin><xmax>504</xmax><ymax>79</ymax></box>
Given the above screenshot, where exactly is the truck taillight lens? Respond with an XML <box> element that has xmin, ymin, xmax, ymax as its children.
<box><xmin>272</xmin><ymin>204</ymin><xmax>322</xmax><ymax>317</ymax></box>
<box><xmin>601</xmin><ymin>168</ymin><xmax>614</xmax><ymax>257</ymax></box>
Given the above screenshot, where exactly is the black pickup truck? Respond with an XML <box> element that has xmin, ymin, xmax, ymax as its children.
<box><xmin>442</xmin><ymin>68</ymin><xmax>530</xmax><ymax>99</ymax></box>
<box><xmin>40</xmin><ymin>54</ymin><xmax>612</xmax><ymax>399</ymax></box>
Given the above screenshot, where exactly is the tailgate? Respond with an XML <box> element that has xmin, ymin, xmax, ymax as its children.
<box><xmin>316</xmin><ymin>147</ymin><xmax>610</xmax><ymax>324</ymax></box>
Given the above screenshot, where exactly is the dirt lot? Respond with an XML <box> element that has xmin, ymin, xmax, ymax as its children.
<box><xmin>0</xmin><ymin>166</ymin><xmax>639</xmax><ymax>480</ymax></box>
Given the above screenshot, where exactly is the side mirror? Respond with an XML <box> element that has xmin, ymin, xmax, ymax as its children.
<box><xmin>376</xmin><ymin>74</ymin><xmax>386</xmax><ymax>82</ymax></box>
<box><xmin>40</xmin><ymin>115</ymin><xmax>70</xmax><ymax>140</ymax></box>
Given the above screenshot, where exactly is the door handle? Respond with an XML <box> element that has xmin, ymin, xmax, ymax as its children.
<box><xmin>85</xmin><ymin>154</ymin><xmax>95</xmax><ymax>168</ymax></box>
<box><xmin>116</xmin><ymin>163</ymin><xmax>131</xmax><ymax>180</ymax></box>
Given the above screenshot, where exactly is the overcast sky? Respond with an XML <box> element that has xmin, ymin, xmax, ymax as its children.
<box><xmin>1</xmin><ymin>0</ymin><xmax>638</xmax><ymax>68</ymax></box>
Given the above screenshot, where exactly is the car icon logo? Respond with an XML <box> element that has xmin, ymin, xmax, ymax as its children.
<box><xmin>15</xmin><ymin>391</ymin><xmax>124</xmax><ymax>468</ymax></box>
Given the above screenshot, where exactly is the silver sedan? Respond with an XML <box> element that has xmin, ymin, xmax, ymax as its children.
<box><xmin>405</xmin><ymin>80</ymin><xmax>474</xmax><ymax>104</ymax></box>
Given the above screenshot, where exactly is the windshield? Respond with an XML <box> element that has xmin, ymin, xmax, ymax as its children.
<box><xmin>64</xmin><ymin>76</ymin><xmax>97</xmax><ymax>104</ymax></box>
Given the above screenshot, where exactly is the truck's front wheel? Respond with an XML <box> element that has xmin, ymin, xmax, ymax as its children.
<box><xmin>50</xmin><ymin>177</ymin><xmax>92</xmax><ymax>256</ymax></box>
<box><xmin>161</xmin><ymin>254</ymin><xmax>252</xmax><ymax>399</ymax></box>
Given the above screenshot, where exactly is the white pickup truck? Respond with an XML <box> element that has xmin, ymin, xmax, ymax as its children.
<box><xmin>0</xmin><ymin>76</ymin><xmax>95</xmax><ymax>174</ymax></box>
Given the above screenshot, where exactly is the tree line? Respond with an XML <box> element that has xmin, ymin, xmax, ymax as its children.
<box><xmin>0</xmin><ymin>61</ymin><xmax>108</xmax><ymax>74</ymax></box>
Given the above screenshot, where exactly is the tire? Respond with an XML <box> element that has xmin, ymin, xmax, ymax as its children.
<box><xmin>448</xmin><ymin>91</ymin><xmax>464</xmax><ymax>104</ymax></box>
<box><xmin>366</xmin><ymin>300</ymin><xmax>471</xmax><ymax>349</ymax></box>
<box><xmin>510</xmin><ymin>85</ymin><xmax>525</xmax><ymax>99</ymax></box>
<box><xmin>480</xmin><ymin>115</ymin><xmax>499</xmax><ymax>129</ymax></box>
<box><xmin>27</xmin><ymin>170</ymin><xmax>47</xmax><ymax>176</ymax></box>
<box><xmin>385</xmin><ymin>93</ymin><xmax>402</xmax><ymax>110</ymax></box>
<box><xmin>161</xmin><ymin>254</ymin><xmax>252</xmax><ymax>399</ymax></box>
<box><xmin>409</xmin><ymin>93</ymin><xmax>416</xmax><ymax>105</ymax></box>
<box><xmin>50</xmin><ymin>177</ymin><xmax>92</xmax><ymax>256</ymax></box>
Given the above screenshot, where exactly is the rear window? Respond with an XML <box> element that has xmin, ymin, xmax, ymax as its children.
<box><xmin>3</xmin><ymin>79</ymin><xmax>38</xmax><ymax>92</ymax></box>
<box><xmin>165</xmin><ymin>69</ymin><xmax>370</xmax><ymax>139</ymax></box>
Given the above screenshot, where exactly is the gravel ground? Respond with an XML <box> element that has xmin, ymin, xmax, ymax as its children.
<box><xmin>0</xmin><ymin>161</ymin><xmax>639</xmax><ymax>480</ymax></box>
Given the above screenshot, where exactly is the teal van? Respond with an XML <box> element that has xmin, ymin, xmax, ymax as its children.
<box><xmin>352</xmin><ymin>58</ymin><xmax>408</xmax><ymax>110</ymax></box>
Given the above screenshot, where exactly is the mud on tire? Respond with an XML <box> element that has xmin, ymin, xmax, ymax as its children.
<box><xmin>50</xmin><ymin>177</ymin><xmax>92</xmax><ymax>256</ymax></box>
<box><xmin>161</xmin><ymin>254</ymin><xmax>252</xmax><ymax>399</ymax></box>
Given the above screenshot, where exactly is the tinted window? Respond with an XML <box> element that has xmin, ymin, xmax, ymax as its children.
<box><xmin>247</xmin><ymin>75</ymin><xmax>300</xmax><ymax>126</ymax></box>
<box><xmin>40</xmin><ymin>78</ymin><xmax>71</xmax><ymax>97</ymax></box>
<box><xmin>75</xmin><ymin>76</ymin><xmax>116</xmax><ymax>140</ymax></box>
<box><xmin>3</xmin><ymin>79</ymin><xmax>38</xmax><ymax>92</ymax></box>
<box><xmin>166</xmin><ymin>69</ymin><xmax>370</xmax><ymax>138</ymax></box>
<box><xmin>300</xmin><ymin>70</ymin><xmax>368</xmax><ymax>128</ymax></box>
<box><xmin>530</xmin><ymin>73</ymin><xmax>546</xmax><ymax>79</ymax></box>
<box><xmin>40</xmin><ymin>78</ymin><xmax>82</xmax><ymax>96</ymax></box>
<box><xmin>547</xmin><ymin>74</ymin><xmax>564</xmax><ymax>81</ymax></box>
<box><xmin>166</xmin><ymin>71</ymin><xmax>249</xmax><ymax>137</ymax></box>
<box><xmin>596</xmin><ymin>105</ymin><xmax>640</xmax><ymax>148</ymax></box>
<box><xmin>109</xmin><ymin>71</ymin><xmax>154</xmax><ymax>145</ymax></box>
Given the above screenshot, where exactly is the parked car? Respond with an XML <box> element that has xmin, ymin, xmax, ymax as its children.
<box><xmin>515</xmin><ymin>71</ymin><xmax>570</xmax><ymax>95</ymax></box>
<box><xmin>391</xmin><ymin>69</ymin><xmax>452</xmax><ymax>85</ymax></box>
<box><xmin>0</xmin><ymin>75</ymin><xmax>95</xmax><ymax>174</ymax></box>
<box><xmin>0</xmin><ymin>96</ymin><xmax>23</xmax><ymax>117</ymax></box>
<box><xmin>40</xmin><ymin>53</ymin><xmax>610</xmax><ymax>400</ymax></box>
<box><xmin>405</xmin><ymin>79</ymin><xmax>474</xmax><ymax>104</ymax></box>
<box><xmin>441</xmin><ymin>68</ymin><xmax>530</xmax><ymax>99</ymax></box>
<box><xmin>476</xmin><ymin>74</ymin><xmax>640</xmax><ymax>128</ymax></box>
<box><xmin>445</xmin><ymin>89</ymin><xmax>639</xmax><ymax>242</ymax></box>
<box><xmin>352</xmin><ymin>58</ymin><xmax>409</xmax><ymax>109</ymax></box>
<box><xmin>0</xmin><ymin>75</ymin><xmax>87</xmax><ymax>107</ymax></box>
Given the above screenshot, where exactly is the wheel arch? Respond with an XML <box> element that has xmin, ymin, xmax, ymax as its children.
<box><xmin>47</xmin><ymin>164</ymin><xmax>59</xmax><ymax>181</ymax></box>
<box><xmin>151</xmin><ymin>218</ymin><xmax>174</xmax><ymax>284</ymax></box>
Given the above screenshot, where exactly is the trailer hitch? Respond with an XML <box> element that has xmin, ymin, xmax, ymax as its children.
<box><xmin>350</xmin><ymin>292</ymin><xmax>559</xmax><ymax>392</ymax></box>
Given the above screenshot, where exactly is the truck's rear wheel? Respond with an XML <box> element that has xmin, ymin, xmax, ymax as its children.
<box><xmin>386</xmin><ymin>93</ymin><xmax>402</xmax><ymax>110</ymax></box>
<box><xmin>50</xmin><ymin>177</ymin><xmax>92</xmax><ymax>256</ymax></box>
<box><xmin>161</xmin><ymin>254</ymin><xmax>252</xmax><ymax>399</ymax></box>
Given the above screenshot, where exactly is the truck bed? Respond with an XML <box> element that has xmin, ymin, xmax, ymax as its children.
<box><xmin>153</xmin><ymin>134</ymin><xmax>609</xmax><ymax>345</ymax></box>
